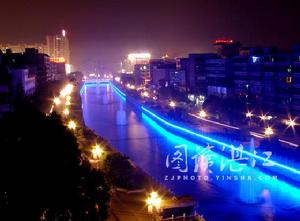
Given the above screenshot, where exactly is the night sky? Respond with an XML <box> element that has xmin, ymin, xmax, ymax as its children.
<box><xmin>1</xmin><ymin>0</ymin><xmax>299</xmax><ymax>72</ymax></box>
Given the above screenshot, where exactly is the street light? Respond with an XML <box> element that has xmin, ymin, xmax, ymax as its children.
<box><xmin>264</xmin><ymin>126</ymin><xmax>274</xmax><ymax>136</ymax></box>
<box><xmin>63</xmin><ymin>108</ymin><xmax>70</xmax><ymax>116</ymax></box>
<box><xmin>91</xmin><ymin>144</ymin><xmax>103</xmax><ymax>159</ymax></box>
<box><xmin>199</xmin><ymin>110</ymin><xmax>207</xmax><ymax>118</ymax></box>
<box><xmin>246</xmin><ymin>111</ymin><xmax>253</xmax><ymax>118</ymax></box>
<box><xmin>67</xmin><ymin>120</ymin><xmax>77</xmax><ymax>130</ymax></box>
<box><xmin>146</xmin><ymin>191</ymin><xmax>162</xmax><ymax>213</ymax></box>
<box><xmin>284</xmin><ymin>118</ymin><xmax>297</xmax><ymax>128</ymax></box>
<box><xmin>60</xmin><ymin>84</ymin><xmax>74</xmax><ymax>97</ymax></box>
<box><xmin>53</xmin><ymin>97</ymin><xmax>61</xmax><ymax>105</ymax></box>
<box><xmin>169</xmin><ymin>100</ymin><xmax>176</xmax><ymax>108</ymax></box>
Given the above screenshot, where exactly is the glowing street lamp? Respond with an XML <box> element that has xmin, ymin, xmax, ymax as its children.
<box><xmin>67</xmin><ymin>120</ymin><xmax>77</xmax><ymax>130</ymax></box>
<box><xmin>246</xmin><ymin>111</ymin><xmax>253</xmax><ymax>118</ymax></box>
<box><xmin>199</xmin><ymin>110</ymin><xmax>207</xmax><ymax>118</ymax></box>
<box><xmin>169</xmin><ymin>100</ymin><xmax>176</xmax><ymax>108</ymax></box>
<box><xmin>285</xmin><ymin>118</ymin><xmax>297</xmax><ymax>128</ymax></box>
<box><xmin>146</xmin><ymin>191</ymin><xmax>162</xmax><ymax>213</ymax></box>
<box><xmin>264</xmin><ymin>126</ymin><xmax>274</xmax><ymax>136</ymax></box>
<box><xmin>91</xmin><ymin>144</ymin><xmax>103</xmax><ymax>159</ymax></box>
<box><xmin>53</xmin><ymin>97</ymin><xmax>61</xmax><ymax>105</ymax></box>
<box><xmin>114</xmin><ymin>76</ymin><xmax>121</xmax><ymax>82</ymax></box>
<box><xmin>63</xmin><ymin>108</ymin><xmax>70</xmax><ymax>116</ymax></box>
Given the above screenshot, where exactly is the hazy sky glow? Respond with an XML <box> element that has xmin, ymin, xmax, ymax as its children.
<box><xmin>1</xmin><ymin>0</ymin><xmax>299</xmax><ymax>72</ymax></box>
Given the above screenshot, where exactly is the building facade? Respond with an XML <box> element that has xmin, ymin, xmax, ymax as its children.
<box><xmin>150</xmin><ymin>59</ymin><xmax>176</xmax><ymax>86</ymax></box>
<box><xmin>46</xmin><ymin>29</ymin><xmax>70</xmax><ymax>65</ymax></box>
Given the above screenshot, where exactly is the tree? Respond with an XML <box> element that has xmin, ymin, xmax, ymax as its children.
<box><xmin>0</xmin><ymin>104</ymin><xmax>109</xmax><ymax>220</ymax></box>
<box><xmin>103</xmin><ymin>152</ymin><xmax>146</xmax><ymax>190</ymax></box>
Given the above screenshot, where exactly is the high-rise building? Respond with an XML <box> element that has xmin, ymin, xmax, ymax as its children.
<box><xmin>46</xmin><ymin>29</ymin><xmax>70</xmax><ymax>65</ymax></box>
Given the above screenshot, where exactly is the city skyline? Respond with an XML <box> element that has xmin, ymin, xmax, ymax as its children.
<box><xmin>1</xmin><ymin>0</ymin><xmax>299</xmax><ymax>71</ymax></box>
<box><xmin>1</xmin><ymin>1</ymin><xmax>300</xmax><ymax>220</ymax></box>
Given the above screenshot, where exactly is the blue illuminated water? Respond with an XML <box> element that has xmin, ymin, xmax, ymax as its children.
<box><xmin>81</xmin><ymin>84</ymin><xmax>300</xmax><ymax>221</ymax></box>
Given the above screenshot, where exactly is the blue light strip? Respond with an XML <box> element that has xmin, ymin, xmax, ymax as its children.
<box><xmin>142</xmin><ymin>113</ymin><xmax>300</xmax><ymax>197</ymax></box>
<box><xmin>141</xmin><ymin>106</ymin><xmax>300</xmax><ymax>175</ymax></box>
<box><xmin>109</xmin><ymin>82</ymin><xmax>126</xmax><ymax>99</ymax></box>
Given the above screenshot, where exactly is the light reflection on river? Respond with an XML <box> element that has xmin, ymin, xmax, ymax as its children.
<box><xmin>81</xmin><ymin>84</ymin><xmax>300</xmax><ymax>221</ymax></box>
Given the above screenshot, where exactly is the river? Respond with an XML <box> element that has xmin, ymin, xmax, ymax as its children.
<box><xmin>81</xmin><ymin>83</ymin><xmax>300</xmax><ymax>221</ymax></box>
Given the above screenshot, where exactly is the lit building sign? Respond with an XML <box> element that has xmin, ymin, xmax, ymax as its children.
<box><xmin>50</xmin><ymin>57</ymin><xmax>65</xmax><ymax>63</ymax></box>
<box><xmin>214</xmin><ymin>39</ymin><xmax>234</xmax><ymax>44</ymax></box>
<box><xmin>127</xmin><ymin>53</ymin><xmax>151</xmax><ymax>63</ymax></box>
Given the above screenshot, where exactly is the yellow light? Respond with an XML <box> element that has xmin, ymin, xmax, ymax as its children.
<box><xmin>50</xmin><ymin>57</ymin><xmax>65</xmax><ymax>63</ymax></box>
<box><xmin>142</xmin><ymin>91</ymin><xmax>149</xmax><ymax>97</ymax></box>
<box><xmin>199</xmin><ymin>110</ymin><xmax>207</xmax><ymax>118</ymax></box>
<box><xmin>60</xmin><ymin>84</ymin><xmax>74</xmax><ymax>97</ymax></box>
<box><xmin>53</xmin><ymin>97</ymin><xmax>61</xmax><ymax>105</ymax></box>
<box><xmin>169</xmin><ymin>100</ymin><xmax>176</xmax><ymax>108</ymax></box>
<box><xmin>285</xmin><ymin>119</ymin><xmax>297</xmax><ymax>127</ymax></box>
<box><xmin>67</xmin><ymin>120</ymin><xmax>76</xmax><ymax>130</ymax></box>
<box><xmin>65</xmin><ymin>100</ymin><xmax>71</xmax><ymax>106</ymax></box>
<box><xmin>150</xmin><ymin>192</ymin><xmax>158</xmax><ymax>198</ymax></box>
<box><xmin>146</xmin><ymin>191</ymin><xmax>162</xmax><ymax>212</ymax></box>
<box><xmin>63</xmin><ymin>108</ymin><xmax>69</xmax><ymax>116</ymax></box>
<box><xmin>91</xmin><ymin>144</ymin><xmax>103</xmax><ymax>159</ymax></box>
<box><xmin>66</xmin><ymin>95</ymin><xmax>71</xmax><ymax>102</ymax></box>
<box><xmin>264</xmin><ymin>126</ymin><xmax>274</xmax><ymax>136</ymax></box>
<box><xmin>246</xmin><ymin>112</ymin><xmax>253</xmax><ymax>118</ymax></box>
